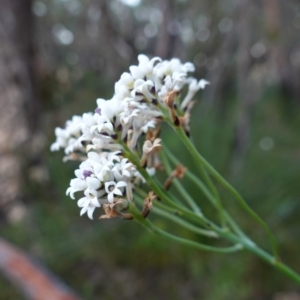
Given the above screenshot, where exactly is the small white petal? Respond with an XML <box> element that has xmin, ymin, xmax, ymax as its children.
<box><xmin>108</xmin><ymin>192</ymin><xmax>114</xmax><ymax>203</ymax></box>
<box><xmin>113</xmin><ymin>188</ymin><xmax>123</xmax><ymax>196</ymax></box>
<box><xmin>130</xmin><ymin>66</ymin><xmax>144</xmax><ymax>79</ymax></box>
<box><xmin>122</xmin><ymin>170</ymin><xmax>130</xmax><ymax>177</ymax></box>
<box><xmin>198</xmin><ymin>79</ymin><xmax>210</xmax><ymax>89</ymax></box>
<box><xmin>87</xmin><ymin>206</ymin><xmax>95</xmax><ymax>219</ymax></box>
<box><xmin>116</xmin><ymin>181</ymin><xmax>127</xmax><ymax>188</ymax></box>
<box><xmin>80</xmin><ymin>206</ymin><xmax>88</xmax><ymax>216</ymax></box>
<box><xmin>91</xmin><ymin>197</ymin><xmax>100</xmax><ymax>207</ymax></box>
<box><xmin>90</xmin><ymin>125</ymin><xmax>98</xmax><ymax>133</ymax></box>
<box><xmin>75</xmin><ymin>169</ymin><xmax>82</xmax><ymax>178</ymax></box>
<box><xmin>77</xmin><ymin>197</ymin><xmax>87</xmax><ymax>207</ymax></box>
<box><xmin>86</xmin><ymin>177</ymin><xmax>101</xmax><ymax>189</ymax></box>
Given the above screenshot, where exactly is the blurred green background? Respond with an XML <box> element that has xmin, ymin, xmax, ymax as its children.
<box><xmin>1</xmin><ymin>0</ymin><xmax>300</xmax><ymax>299</ymax></box>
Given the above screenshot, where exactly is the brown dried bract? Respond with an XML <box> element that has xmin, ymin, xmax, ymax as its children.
<box><xmin>140</xmin><ymin>138</ymin><xmax>162</xmax><ymax>167</ymax></box>
<box><xmin>146</xmin><ymin>122</ymin><xmax>161</xmax><ymax>142</ymax></box>
<box><xmin>174</xmin><ymin>164</ymin><xmax>187</xmax><ymax>179</ymax></box>
<box><xmin>164</xmin><ymin>164</ymin><xmax>188</xmax><ymax>190</ymax></box>
<box><xmin>99</xmin><ymin>199</ymin><xmax>133</xmax><ymax>220</ymax></box>
<box><xmin>163</xmin><ymin>90</ymin><xmax>179</xmax><ymax>107</ymax></box>
<box><xmin>163</xmin><ymin>90</ymin><xmax>181</xmax><ymax>126</ymax></box>
<box><xmin>141</xmin><ymin>191</ymin><xmax>157</xmax><ymax>218</ymax></box>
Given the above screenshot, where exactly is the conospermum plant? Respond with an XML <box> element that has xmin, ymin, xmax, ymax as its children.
<box><xmin>51</xmin><ymin>54</ymin><xmax>300</xmax><ymax>285</ymax></box>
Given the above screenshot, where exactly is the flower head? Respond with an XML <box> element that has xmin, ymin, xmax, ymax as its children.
<box><xmin>51</xmin><ymin>54</ymin><xmax>208</xmax><ymax>219</ymax></box>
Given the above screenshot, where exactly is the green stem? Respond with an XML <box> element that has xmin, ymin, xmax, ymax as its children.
<box><xmin>164</xmin><ymin>144</ymin><xmax>248</xmax><ymax>240</ymax></box>
<box><xmin>170</xmin><ymin>124</ymin><xmax>278</xmax><ymax>258</ymax></box>
<box><xmin>160</xmin><ymin>150</ymin><xmax>202</xmax><ymax>215</ymax></box>
<box><xmin>197</xmin><ymin>215</ymin><xmax>300</xmax><ymax>285</ymax></box>
<box><xmin>191</xmin><ymin>162</ymin><xmax>227</xmax><ymax>227</ymax></box>
<box><xmin>129</xmin><ymin>202</ymin><xmax>241</xmax><ymax>254</ymax></box>
<box><xmin>164</xmin><ymin>144</ymin><xmax>219</xmax><ymax>209</ymax></box>
<box><xmin>135</xmin><ymin>186</ymin><xmax>208</xmax><ymax>229</ymax></box>
<box><xmin>152</xmin><ymin>226</ymin><xmax>242</xmax><ymax>253</ymax></box>
<box><xmin>122</xmin><ymin>144</ymin><xmax>206</xmax><ymax>226</ymax></box>
<box><xmin>131</xmin><ymin>198</ymin><xmax>300</xmax><ymax>284</ymax></box>
<box><xmin>134</xmin><ymin>193</ymin><xmax>218</xmax><ymax>238</ymax></box>
<box><xmin>122</xmin><ymin>135</ymin><xmax>300</xmax><ymax>284</ymax></box>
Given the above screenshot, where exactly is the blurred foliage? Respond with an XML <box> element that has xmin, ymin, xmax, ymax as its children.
<box><xmin>1</xmin><ymin>0</ymin><xmax>300</xmax><ymax>299</ymax></box>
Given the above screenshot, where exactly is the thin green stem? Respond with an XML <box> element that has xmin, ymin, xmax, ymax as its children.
<box><xmin>160</xmin><ymin>150</ymin><xmax>202</xmax><ymax>215</ymax></box>
<box><xmin>135</xmin><ymin>186</ymin><xmax>213</xmax><ymax>233</ymax></box>
<box><xmin>134</xmin><ymin>185</ymin><xmax>184</xmax><ymax>216</ymax></box>
<box><xmin>169</xmin><ymin>123</ymin><xmax>278</xmax><ymax>258</ymax></box>
<box><xmin>192</xmin><ymin>163</ymin><xmax>227</xmax><ymax>227</ymax></box>
<box><xmin>128</xmin><ymin>202</ymin><xmax>154</xmax><ymax>231</ymax></box>
<box><xmin>163</xmin><ymin>144</ymin><xmax>248</xmax><ymax>240</ymax></box>
<box><xmin>131</xmin><ymin>197</ymin><xmax>300</xmax><ymax>284</ymax></box>
<box><xmin>194</xmin><ymin>214</ymin><xmax>300</xmax><ymax>285</ymax></box>
<box><xmin>122</xmin><ymin>135</ymin><xmax>300</xmax><ymax>284</ymax></box>
<box><xmin>122</xmin><ymin>145</ymin><xmax>205</xmax><ymax>226</ymax></box>
<box><xmin>134</xmin><ymin>193</ymin><xmax>218</xmax><ymax>238</ymax></box>
<box><xmin>152</xmin><ymin>226</ymin><xmax>242</xmax><ymax>253</ymax></box>
<box><xmin>164</xmin><ymin>144</ymin><xmax>218</xmax><ymax>209</ymax></box>
<box><xmin>129</xmin><ymin>200</ymin><xmax>241</xmax><ymax>253</ymax></box>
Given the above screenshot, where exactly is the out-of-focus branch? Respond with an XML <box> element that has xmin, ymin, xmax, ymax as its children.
<box><xmin>0</xmin><ymin>0</ymin><xmax>40</xmax><ymax>222</ymax></box>
<box><xmin>0</xmin><ymin>237</ymin><xmax>82</xmax><ymax>300</ymax></box>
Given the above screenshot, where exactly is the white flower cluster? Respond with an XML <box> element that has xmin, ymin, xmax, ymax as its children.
<box><xmin>66</xmin><ymin>151</ymin><xmax>138</xmax><ymax>219</ymax></box>
<box><xmin>51</xmin><ymin>54</ymin><xmax>208</xmax><ymax>219</ymax></box>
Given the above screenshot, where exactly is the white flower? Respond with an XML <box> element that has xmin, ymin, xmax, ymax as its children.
<box><xmin>120</xmin><ymin>108</ymin><xmax>140</xmax><ymax>125</ymax></box>
<box><xmin>67</xmin><ymin>159</ymin><xmax>102</xmax><ymax>199</ymax></box>
<box><xmin>66</xmin><ymin>178</ymin><xmax>87</xmax><ymax>199</ymax></box>
<box><xmin>137</xmin><ymin>54</ymin><xmax>161</xmax><ymax>78</ymax></box>
<box><xmin>86</xmin><ymin>136</ymin><xmax>122</xmax><ymax>152</ymax></box>
<box><xmin>78</xmin><ymin>199</ymin><xmax>97</xmax><ymax>219</ymax></box>
<box><xmin>141</xmin><ymin>119</ymin><xmax>156</xmax><ymax>133</ymax></box>
<box><xmin>90</xmin><ymin>115</ymin><xmax>115</xmax><ymax>135</ymax></box>
<box><xmin>86</xmin><ymin>176</ymin><xmax>101</xmax><ymax>190</ymax></box>
<box><xmin>129</xmin><ymin>55</ymin><xmax>161</xmax><ymax>80</ymax></box>
<box><xmin>105</xmin><ymin>181</ymin><xmax>127</xmax><ymax>203</ymax></box>
<box><xmin>114</xmin><ymin>72</ymin><xmax>135</xmax><ymax>100</ymax></box>
<box><xmin>96</xmin><ymin>98</ymin><xmax>123</xmax><ymax>121</ymax></box>
<box><xmin>77</xmin><ymin>112</ymin><xmax>98</xmax><ymax>145</ymax></box>
<box><xmin>50</xmin><ymin>127</ymin><xmax>68</xmax><ymax>151</ymax></box>
<box><xmin>182</xmin><ymin>62</ymin><xmax>195</xmax><ymax>73</ymax></box>
<box><xmin>118</xmin><ymin>72</ymin><xmax>135</xmax><ymax>88</ymax></box>
<box><xmin>78</xmin><ymin>188</ymin><xmax>106</xmax><ymax>219</ymax></box>
<box><xmin>112</xmin><ymin>159</ymin><xmax>133</xmax><ymax>181</ymax></box>
<box><xmin>198</xmin><ymin>79</ymin><xmax>210</xmax><ymax>89</ymax></box>
<box><xmin>129</xmin><ymin>65</ymin><xmax>145</xmax><ymax>80</ymax></box>
<box><xmin>106</xmin><ymin>151</ymin><xmax>122</xmax><ymax>162</ymax></box>
<box><xmin>131</xmin><ymin>79</ymin><xmax>155</xmax><ymax>102</ymax></box>
<box><xmin>180</xmin><ymin>79</ymin><xmax>210</xmax><ymax>110</ymax></box>
<box><xmin>94</xmin><ymin>161</ymin><xmax>113</xmax><ymax>182</ymax></box>
<box><xmin>74</xmin><ymin>160</ymin><xmax>93</xmax><ymax>180</ymax></box>
<box><xmin>51</xmin><ymin>115</ymin><xmax>83</xmax><ymax>153</ymax></box>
